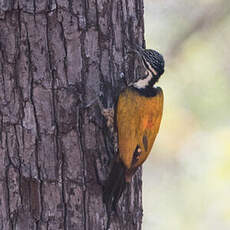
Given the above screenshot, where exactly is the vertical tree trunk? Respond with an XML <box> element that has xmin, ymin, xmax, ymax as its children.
<box><xmin>0</xmin><ymin>0</ymin><xmax>144</xmax><ymax>229</ymax></box>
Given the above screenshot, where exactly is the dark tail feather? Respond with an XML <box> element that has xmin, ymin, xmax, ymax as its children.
<box><xmin>103</xmin><ymin>158</ymin><xmax>127</xmax><ymax>214</ymax></box>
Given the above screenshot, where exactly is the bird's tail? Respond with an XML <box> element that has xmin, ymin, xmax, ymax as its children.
<box><xmin>103</xmin><ymin>158</ymin><xmax>127</xmax><ymax>214</ymax></box>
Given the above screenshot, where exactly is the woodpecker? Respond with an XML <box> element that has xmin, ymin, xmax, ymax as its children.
<box><xmin>103</xmin><ymin>46</ymin><xmax>165</xmax><ymax>213</ymax></box>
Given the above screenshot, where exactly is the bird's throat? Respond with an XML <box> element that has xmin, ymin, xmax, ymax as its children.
<box><xmin>133</xmin><ymin>74</ymin><xmax>152</xmax><ymax>89</ymax></box>
<box><xmin>133</xmin><ymin>73</ymin><xmax>157</xmax><ymax>90</ymax></box>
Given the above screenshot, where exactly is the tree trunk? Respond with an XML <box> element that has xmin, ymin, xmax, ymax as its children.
<box><xmin>0</xmin><ymin>0</ymin><xmax>144</xmax><ymax>229</ymax></box>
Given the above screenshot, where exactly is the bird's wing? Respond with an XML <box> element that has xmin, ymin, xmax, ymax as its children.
<box><xmin>116</xmin><ymin>87</ymin><xmax>163</xmax><ymax>169</ymax></box>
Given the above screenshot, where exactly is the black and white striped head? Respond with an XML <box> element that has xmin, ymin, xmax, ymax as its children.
<box><xmin>136</xmin><ymin>46</ymin><xmax>165</xmax><ymax>79</ymax></box>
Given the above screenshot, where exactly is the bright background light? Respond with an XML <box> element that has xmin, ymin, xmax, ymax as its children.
<box><xmin>143</xmin><ymin>1</ymin><xmax>230</xmax><ymax>229</ymax></box>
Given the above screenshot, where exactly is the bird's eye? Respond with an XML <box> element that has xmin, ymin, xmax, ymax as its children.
<box><xmin>142</xmin><ymin>70</ymin><xmax>149</xmax><ymax>79</ymax></box>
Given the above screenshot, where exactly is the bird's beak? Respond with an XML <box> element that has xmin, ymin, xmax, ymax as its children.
<box><xmin>133</xmin><ymin>44</ymin><xmax>145</xmax><ymax>53</ymax></box>
<box><xmin>127</xmin><ymin>44</ymin><xmax>144</xmax><ymax>55</ymax></box>
<box><xmin>126</xmin><ymin>48</ymin><xmax>138</xmax><ymax>55</ymax></box>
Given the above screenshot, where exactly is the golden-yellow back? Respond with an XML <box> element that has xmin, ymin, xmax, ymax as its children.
<box><xmin>116</xmin><ymin>87</ymin><xmax>164</xmax><ymax>169</ymax></box>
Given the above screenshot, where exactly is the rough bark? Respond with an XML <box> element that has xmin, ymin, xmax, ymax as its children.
<box><xmin>0</xmin><ymin>0</ymin><xmax>144</xmax><ymax>229</ymax></box>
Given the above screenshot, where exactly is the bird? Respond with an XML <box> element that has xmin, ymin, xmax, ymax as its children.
<box><xmin>103</xmin><ymin>45</ymin><xmax>165</xmax><ymax>214</ymax></box>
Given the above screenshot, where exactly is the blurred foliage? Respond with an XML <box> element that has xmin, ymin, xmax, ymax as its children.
<box><xmin>143</xmin><ymin>0</ymin><xmax>230</xmax><ymax>229</ymax></box>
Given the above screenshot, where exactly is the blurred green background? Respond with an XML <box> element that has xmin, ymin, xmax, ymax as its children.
<box><xmin>142</xmin><ymin>0</ymin><xmax>230</xmax><ymax>229</ymax></box>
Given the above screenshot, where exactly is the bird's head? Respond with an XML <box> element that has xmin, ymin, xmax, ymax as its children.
<box><xmin>135</xmin><ymin>46</ymin><xmax>165</xmax><ymax>82</ymax></box>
